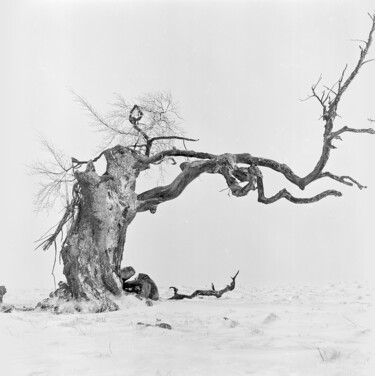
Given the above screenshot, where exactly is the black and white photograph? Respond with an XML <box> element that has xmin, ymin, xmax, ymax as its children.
<box><xmin>0</xmin><ymin>0</ymin><xmax>374</xmax><ymax>375</ymax></box>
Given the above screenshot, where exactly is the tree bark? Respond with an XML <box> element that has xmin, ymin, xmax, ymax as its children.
<box><xmin>57</xmin><ymin>146</ymin><xmax>143</xmax><ymax>312</ymax></box>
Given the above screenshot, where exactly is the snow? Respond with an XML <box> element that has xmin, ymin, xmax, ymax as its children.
<box><xmin>0</xmin><ymin>283</ymin><xmax>373</xmax><ymax>376</ymax></box>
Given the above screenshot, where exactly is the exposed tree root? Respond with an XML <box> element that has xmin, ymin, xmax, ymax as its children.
<box><xmin>169</xmin><ymin>271</ymin><xmax>239</xmax><ymax>300</ymax></box>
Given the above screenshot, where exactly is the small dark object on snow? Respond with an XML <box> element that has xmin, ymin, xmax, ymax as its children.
<box><xmin>136</xmin><ymin>273</ymin><xmax>159</xmax><ymax>301</ymax></box>
<box><xmin>121</xmin><ymin>268</ymin><xmax>159</xmax><ymax>301</ymax></box>
<box><xmin>20</xmin><ymin>306</ymin><xmax>35</xmax><ymax>312</ymax></box>
<box><xmin>137</xmin><ymin>321</ymin><xmax>150</xmax><ymax>327</ymax></box>
<box><xmin>0</xmin><ymin>305</ymin><xmax>14</xmax><ymax>313</ymax></box>
<box><xmin>137</xmin><ymin>322</ymin><xmax>172</xmax><ymax>330</ymax></box>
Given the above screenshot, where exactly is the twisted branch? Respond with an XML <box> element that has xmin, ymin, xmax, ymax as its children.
<box><xmin>317</xmin><ymin>172</ymin><xmax>367</xmax><ymax>190</ymax></box>
<box><xmin>145</xmin><ymin>136</ymin><xmax>198</xmax><ymax>156</ymax></box>
<box><xmin>330</xmin><ymin>126</ymin><xmax>375</xmax><ymax>140</ymax></box>
<box><xmin>169</xmin><ymin>271</ymin><xmax>239</xmax><ymax>300</ymax></box>
<box><xmin>256</xmin><ymin>176</ymin><xmax>342</xmax><ymax>204</ymax></box>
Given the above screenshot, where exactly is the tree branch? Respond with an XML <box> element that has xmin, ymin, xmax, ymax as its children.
<box><xmin>136</xmin><ymin>151</ymin><xmax>344</xmax><ymax>213</ymax></box>
<box><xmin>145</xmin><ymin>136</ymin><xmax>198</xmax><ymax>156</ymax></box>
<box><xmin>73</xmin><ymin>91</ymin><xmax>131</xmax><ymax>136</ymax></box>
<box><xmin>330</xmin><ymin>126</ymin><xmax>375</xmax><ymax>140</ymax></box>
<box><xmin>137</xmin><ymin>148</ymin><xmax>306</xmax><ymax>190</ymax></box>
<box><xmin>332</xmin><ymin>14</ymin><xmax>375</xmax><ymax>110</ymax></box>
<box><xmin>137</xmin><ymin>148</ymin><xmax>217</xmax><ymax>165</ymax></box>
<box><xmin>317</xmin><ymin>172</ymin><xmax>367</xmax><ymax>189</ymax></box>
<box><xmin>35</xmin><ymin>184</ymin><xmax>81</xmax><ymax>251</ymax></box>
<box><xmin>136</xmin><ymin>159</ymin><xmax>218</xmax><ymax>212</ymax></box>
<box><xmin>256</xmin><ymin>176</ymin><xmax>342</xmax><ymax>204</ymax></box>
<box><xmin>70</xmin><ymin>150</ymin><xmax>106</xmax><ymax>169</ymax></box>
<box><xmin>169</xmin><ymin>271</ymin><xmax>239</xmax><ymax>300</ymax></box>
<box><xmin>292</xmin><ymin>14</ymin><xmax>375</xmax><ymax>188</ymax></box>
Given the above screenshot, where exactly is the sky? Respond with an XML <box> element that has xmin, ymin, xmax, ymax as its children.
<box><xmin>1</xmin><ymin>0</ymin><xmax>374</xmax><ymax>291</ymax></box>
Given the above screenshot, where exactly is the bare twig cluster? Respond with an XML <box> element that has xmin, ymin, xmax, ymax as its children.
<box><xmin>35</xmin><ymin>182</ymin><xmax>81</xmax><ymax>251</ymax></box>
<box><xmin>73</xmin><ymin>90</ymin><xmax>196</xmax><ymax>156</ymax></box>
<box><xmin>31</xmin><ymin>138</ymin><xmax>75</xmax><ymax>211</ymax></box>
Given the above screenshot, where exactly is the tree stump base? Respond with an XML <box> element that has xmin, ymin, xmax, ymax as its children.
<box><xmin>36</xmin><ymin>281</ymin><xmax>119</xmax><ymax>314</ymax></box>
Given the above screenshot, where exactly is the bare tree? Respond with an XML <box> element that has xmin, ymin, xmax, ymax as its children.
<box><xmin>34</xmin><ymin>14</ymin><xmax>375</xmax><ymax>312</ymax></box>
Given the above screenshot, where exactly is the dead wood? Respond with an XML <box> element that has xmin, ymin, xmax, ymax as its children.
<box><xmin>169</xmin><ymin>271</ymin><xmax>239</xmax><ymax>300</ymax></box>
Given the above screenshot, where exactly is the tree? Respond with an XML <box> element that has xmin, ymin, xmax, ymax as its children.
<box><xmin>34</xmin><ymin>14</ymin><xmax>375</xmax><ymax>313</ymax></box>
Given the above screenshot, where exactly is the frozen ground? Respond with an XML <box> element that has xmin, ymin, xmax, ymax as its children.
<box><xmin>0</xmin><ymin>283</ymin><xmax>373</xmax><ymax>376</ymax></box>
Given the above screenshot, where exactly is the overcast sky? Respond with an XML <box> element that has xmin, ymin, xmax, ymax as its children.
<box><xmin>1</xmin><ymin>0</ymin><xmax>374</xmax><ymax>291</ymax></box>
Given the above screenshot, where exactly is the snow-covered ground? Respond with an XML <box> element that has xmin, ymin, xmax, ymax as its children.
<box><xmin>0</xmin><ymin>283</ymin><xmax>373</xmax><ymax>376</ymax></box>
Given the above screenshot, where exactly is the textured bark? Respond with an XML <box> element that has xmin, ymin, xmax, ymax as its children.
<box><xmin>59</xmin><ymin>146</ymin><xmax>144</xmax><ymax>312</ymax></box>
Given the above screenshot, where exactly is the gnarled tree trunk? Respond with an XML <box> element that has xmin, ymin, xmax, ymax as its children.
<box><xmin>59</xmin><ymin>146</ymin><xmax>143</xmax><ymax>311</ymax></box>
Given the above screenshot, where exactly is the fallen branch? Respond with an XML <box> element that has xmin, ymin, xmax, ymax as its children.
<box><xmin>169</xmin><ymin>271</ymin><xmax>239</xmax><ymax>300</ymax></box>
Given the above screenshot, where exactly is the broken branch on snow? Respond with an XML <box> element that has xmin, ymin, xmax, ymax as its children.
<box><xmin>169</xmin><ymin>271</ymin><xmax>239</xmax><ymax>300</ymax></box>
